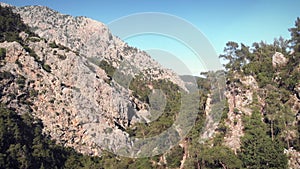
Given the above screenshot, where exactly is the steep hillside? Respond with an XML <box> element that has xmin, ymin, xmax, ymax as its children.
<box><xmin>175</xmin><ymin>19</ymin><xmax>300</xmax><ymax>168</ymax></box>
<box><xmin>217</xmin><ymin>29</ymin><xmax>300</xmax><ymax>168</ymax></box>
<box><xmin>1</xmin><ymin>2</ymin><xmax>300</xmax><ymax>169</ymax></box>
<box><xmin>0</xmin><ymin>3</ymin><xmax>194</xmax><ymax>159</ymax></box>
<box><xmin>15</xmin><ymin>4</ymin><xmax>187</xmax><ymax>90</ymax></box>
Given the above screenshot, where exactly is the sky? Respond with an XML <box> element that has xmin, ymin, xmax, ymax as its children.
<box><xmin>2</xmin><ymin>0</ymin><xmax>300</xmax><ymax>75</ymax></box>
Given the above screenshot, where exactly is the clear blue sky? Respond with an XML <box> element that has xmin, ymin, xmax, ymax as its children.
<box><xmin>2</xmin><ymin>0</ymin><xmax>300</xmax><ymax>75</ymax></box>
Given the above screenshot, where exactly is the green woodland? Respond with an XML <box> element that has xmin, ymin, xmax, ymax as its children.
<box><xmin>0</xmin><ymin>5</ymin><xmax>300</xmax><ymax>169</ymax></box>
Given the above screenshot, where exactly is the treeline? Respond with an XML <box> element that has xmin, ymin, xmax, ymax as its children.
<box><xmin>165</xmin><ymin>17</ymin><xmax>300</xmax><ymax>169</ymax></box>
<box><xmin>207</xmin><ymin>17</ymin><xmax>300</xmax><ymax>169</ymax></box>
<box><xmin>1</xmin><ymin>3</ymin><xmax>300</xmax><ymax>168</ymax></box>
<box><xmin>219</xmin><ymin>17</ymin><xmax>300</xmax><ymax>150</ymax></box>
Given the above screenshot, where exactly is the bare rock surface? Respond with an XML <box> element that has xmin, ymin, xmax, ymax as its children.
<box><xmin>272</xmin><ymin>52</ymin><xmax>288</xmax><ymax>68</ymax></box>
<box><xmin>15</xmin><ymin>5</ymin><xmax>187</xmax><ymax>91</ymax></box>
<box><xmin>0</xmin><ymin>3</ymin><xmax>188</xmax><ymax>156</ymax></box>
<box><xmin>223</xmin><ymin>75</ymin><xmax>258</xmax><ymax>153</ymax></box>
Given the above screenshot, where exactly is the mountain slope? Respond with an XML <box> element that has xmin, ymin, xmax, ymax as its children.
<box><xmin>0</xmin><ymin>3</ymin><xmax>192</xmax><ymax>157</ymax></box>
<box><xmin>15</xmin><ymin>4</ymin><xmax>187</xmax><ymax>90</ymax></box>
<box><xmin>1</xmin><ymin>2</ymin><xmax>300</xmax><ymax>169</ymax></box>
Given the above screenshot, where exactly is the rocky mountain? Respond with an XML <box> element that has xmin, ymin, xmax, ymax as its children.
<box><xmin>1</xmin><ymin>2</ymin><xmax>300</xmax><ymax>169</ymax></box>
<box><xmin>15</xmin><ymin>4</ymin><xmax>187</xmax><ymax>90</ymax></box>
<box><xmin>0</xmin><ymin>2</ymin><xmax>191</xmax><ymax>157</ymax></box>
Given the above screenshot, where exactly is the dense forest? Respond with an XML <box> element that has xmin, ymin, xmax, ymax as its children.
<box><xmin>0</xmin><ymin>5</ymin><xmax>300</xmax><ymax>169</ymax></box>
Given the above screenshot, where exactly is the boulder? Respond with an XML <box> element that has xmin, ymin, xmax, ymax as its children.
<box><xmin>272</xmin><ymin>52</ymin><xmax>288</xmax><ymax>68</ymax></box>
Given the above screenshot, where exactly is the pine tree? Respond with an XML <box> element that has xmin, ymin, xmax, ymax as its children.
<box><xmin>289</xmin><ymin>17</ymin><xmax>300</xmax><ymax>53</ymax></box>
<box><xmin>240</xmin><ymin>109</ymin><xmax>288</xmax><ymax>169</ymax></box>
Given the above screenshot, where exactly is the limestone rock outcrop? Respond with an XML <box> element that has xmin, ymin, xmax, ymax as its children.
<box><xmin>272</xmin><ymin>52</ymin><xmax>288</xmax><ymax>68</ymax></box>
<box><xmin>0</xmin><ymin>3</ymin><xmax>188</xmax><ymax>156</ymax></box>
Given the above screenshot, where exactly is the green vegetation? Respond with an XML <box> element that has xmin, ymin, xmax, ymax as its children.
<box><xmin>0</xmin><ymin>105</ymin><xmax>164</xmax><ymax>169</ymax></box>
<box><xmin>181</xmin><ymin>17</ymin><xmax>300</xmax><ymax>169</ymax></box>
<box><xmin>0</xmin><ymin>4</ymin><xmax>299</xmax><ymax>168</ymax></box>
<box><xmin>197</xmin><ymin>145</ymin><xmax>242</xmax><ymax>169</ymax></box>
<box><xmin>23</xmin><ymin>45</ymin><xmax>39</xmax><ymax>61</ymax></box>
<box><xmin>0</xmin><ymin>105</ymin><xmax>104</xmax><ymax>169</ymax></box>
<box><xmin>49</xmin><ymin>41</ymin><xmax>59</xmax><ymax>48</ymax></box>
<box><xmin>28</xmin><ymin>37</ymin><xmax>41</xmax><ymax>43</ymax></box>
<box><xmin>220</xmin><ymin>18</ymin><xmax>300</xmax><ymax>92</ymax></box>
<box><xmin>166</xmin><ymin>145</ymin><xmax>184</xmax><ymax>168</ymax></box>
<box><xmin>214</xmin><ymin>17</ymin><xmax>300</xmax><ymax>169</ymax></box>
<box><xmin>98</xmin><ymin>60</ymin><xmax>116</xmax><ymax>78</ymax></box>
<box><xmin>126</xmin><ymin>76</ymin><xmax>181</xmax><ymax>138</ymax></box>
<box><xmin>57</xmin><ymin>54</ymin><xmax>67</xmax><ymax>60</ymax></box>
<box><xmin>129</xmin><ymin>74</ymin><xmax>151</xmax><ymax>103</ymax></box>
<box><xmin>15</xmin><ymin>59</ymin><xmax>23</xmax><ymax>68</ymax></box>
<box><xmin>0</xmin><ymin>5</ymin><xmax>33</xmax><ymax>42</ymax></box>
<box><xmin>42</xmin><ymin>64</ymin><xmax>51</xmax><ymax>73</ymax></box>
<box><xmin>0</xmin><ymin>71</ymin><xmax>14</xmax><ymax>80</ymax></box>
<box><xmin>240</xmin><ymin>108</ymin><xmax>288</xmax><ymax>168</ymax></box>
<box><xmin>16</xmin><ymin>75</ymin><xmax>26</xmax><ymax>89</ymax></box>
<box><xmin>220</xmin><ymin>17</ymin><xmax>300</xmax><ymax>149</ymax></box>
<box><xmin>49</xmin><ymin>41</ymin><xmax>70</xmax><ymax>51</ymax></box>
<box><xmin>87</xmin><ymin>58</ymin><xmax>116</xmax><ymax>79</ymax></box>
<box><xmin>0</xmin><ymin>5</ymin><xmax>57</xmax><ymax>75</ymax></box>
<box><xmin>0</xmin><ymin>48</ymin><xmax>6</xmax><ymax>60</ymax></box>
<box><xmin>182</xmin><ymin>75</ymin><xmax>243</xmax><ymax>169</ymax></box>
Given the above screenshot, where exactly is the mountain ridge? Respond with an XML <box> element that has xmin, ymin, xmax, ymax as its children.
<box><xmin>0</xmin><ymin>3</ymin><xmax>300</xmax><ymax>169</ymax></box>
<box><xmin>0</xmin><ymin>3</ymin><xmax>194</xmax><ymax>157</ymax></box>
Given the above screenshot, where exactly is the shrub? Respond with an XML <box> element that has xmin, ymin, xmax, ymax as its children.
<box><xmin>57</xmin><ymin>54</ymin><xmax>66</xmax><ymax>60</ymax></box>
<box><xmin>0</xmin><ymin>48</ymin><xmax>6</xmax><ymax>60</ymax></box>
<box><xmin>49</xmin><ymin>41</ymin><xmax>59</xmax><ymax>48</ymax></box>
<box><xmin>23</xmin><ymin>45</ymin><xmax>39</xmax><ymax>61</ymax></box>
<box><xmin>28</xmin><ymin>37</ymin><xmax>41</xmax><ymax>42</ymax></box>
<box><xmin>15</xmin><ymin>59</ymin><xmax>23</xmax><ymax>68</ymax></box>
<box><xmin>0</xmin><ymin>71</ymin><xmax>14</xmax><ymax>80</ymax></box>
<box><xmin>16</xmin><ymin>75</ymin><xmax>26</xmax><ymax>89</ymax></box>
<box><xmin>42</xmin><ymin>64</ymin><xmax>51</xmax><ymax>73</ymax></box>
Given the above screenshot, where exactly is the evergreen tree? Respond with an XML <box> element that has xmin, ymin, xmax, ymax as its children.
<box><xmin>240</xmin><ymin>109</ymin><xmax>288</xmax><ymax>169</ymax></box>
<box><xmin>289</xmin><ymin>17</ymin><xmax>300</xmax><ymax>53</ymax></box>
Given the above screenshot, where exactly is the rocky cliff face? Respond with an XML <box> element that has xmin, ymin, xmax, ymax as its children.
<box><xmin>1</xmin><ymin>3</ymin><xmax>299</xmax><ymax>168</ymax></box>
<box><xmin>15</xmin><ymin>5</ymin><xmax>186</xmax><ymax>90</ymax></box>
<box><xmin>0</xmin><ymin>3</ymin><xmax>188</xmax><ymax>156</ymax></box>
<box><xmin>222</xmin><ymin>71</ymin><xmax>300</xmax><ymax>168</ymax></box>
<box><xmin>223</xmin><ymin>75</ymin><xmax>258</xmax><ymax>153</ymax></box>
